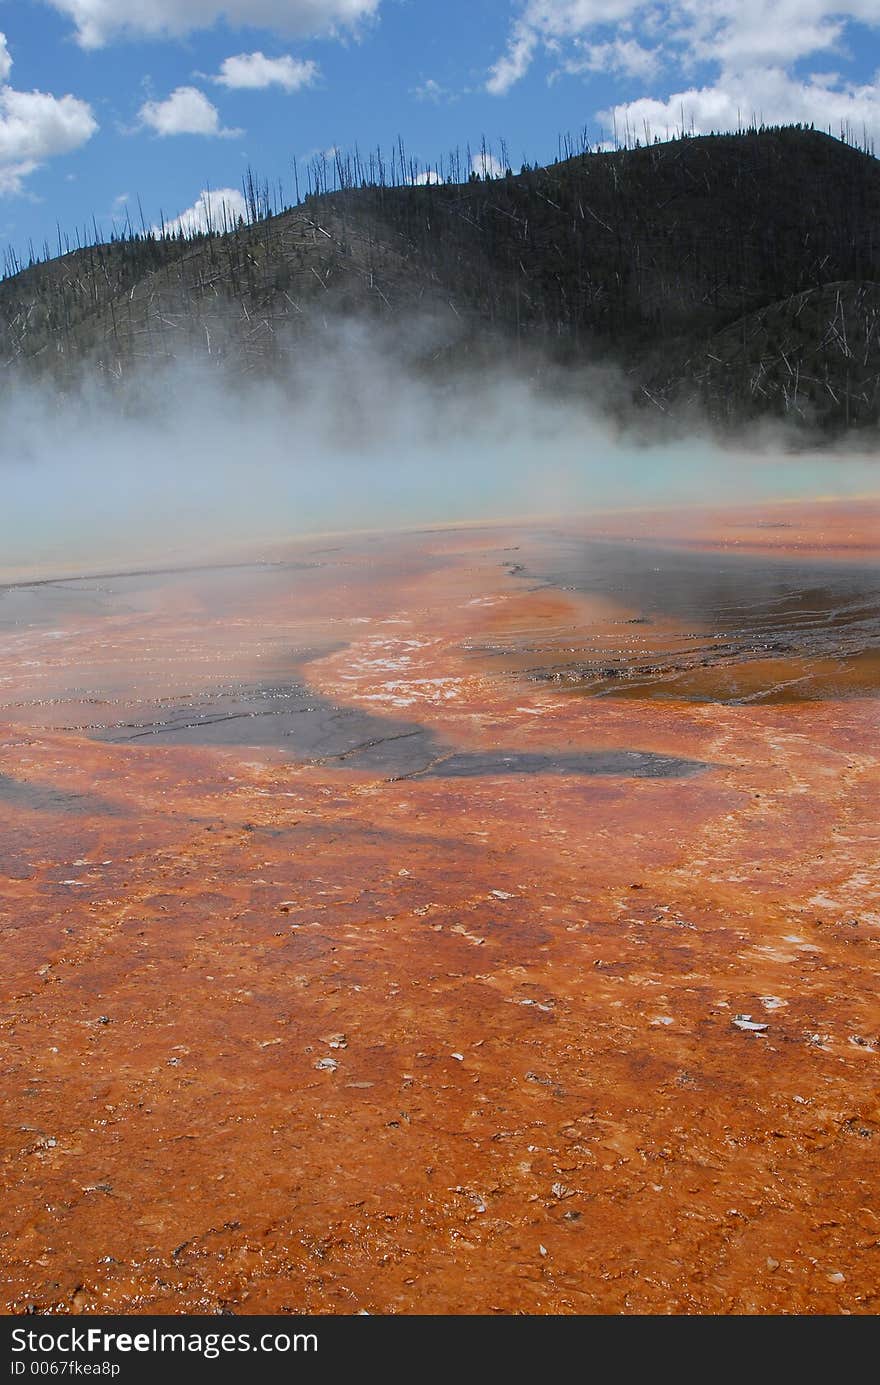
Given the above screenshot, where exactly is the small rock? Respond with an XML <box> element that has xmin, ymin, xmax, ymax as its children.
<box><xmin>551</xmin><ymin>1182</ymin><xmax>574</xmax><ymax>1199</ymax></box>
<box><xmin>827</xmin><ymin>1271</ymin><xmax>845</xmax><ymax>1284</ymax></box>
<box><xmin>733</xmin><ymin>1014</ymin><xmax>768</xmax><ymax>1032</ymax></box>
<box><xmin>766</xmin><ymin>1257</ymin><xmax>779</xmax><ymax>1272</ymax></box>
<box><xmin>452</xmin><ymin>1186</ymin><xmax>487</xmax><ymax>1213</ymax></box>
<box><xmin>451</xmin><ymin>1052</ymin><xmax>464</xmax><ymax>1062</ymax></box>
<box><xmin>539</xmin><ymin>1244</ymin><xmax>548</xmax><ymax>1257</ymax></box>
<box><xmin>315</xmin><ymin>1057</ymin><xmax>338</xmax><ymax>1072</ymax></box>
<box><xmin>490</xmin><ymin>890</ymin><xmax>515</xmax><ymax>900</ymax></box>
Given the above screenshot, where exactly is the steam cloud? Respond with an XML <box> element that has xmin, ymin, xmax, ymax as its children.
<box><xmin>0</xmin><ymin>318</ymin><xmax>875</xmax><ymax>580</ymax></box>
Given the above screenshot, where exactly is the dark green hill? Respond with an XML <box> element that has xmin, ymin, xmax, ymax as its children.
<box><xmin>2</xmin><ymin>126</ymin><xmax>879</xmax><ymax>433</ymax></box>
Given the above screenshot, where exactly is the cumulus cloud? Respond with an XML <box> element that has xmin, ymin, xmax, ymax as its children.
<box><xmin>43</xmin><ymin>0</ymin><xmax>380</xmax><ymax>49</ymax></box>
<box><xmin>471</xmin><ymin>150</ymin><xmax>506</xmax><ymax>179</ymax></box>
<box><xmin>138</xmin><ymin>86</ymin><xmax>240</xmax><ymax>138</ymax></box>
<box><xmin>486</xmin><ymin>2</ymin><xmax>880</xmax><ymax>152</ymax></box>
<box><xmin>156</xmin><ymin>186</ymin><xmax>249</xmax><ymax>237</ymax></box>
<box><xmin>678</xmin><ymin>0</ymin><xmax>880</xmax><ymax>69</ymax></box>
<box><xmin>0</xmin><ymin>33</ymin><xmax>97</xmax><ymax>195</ymax></box>
<box><xmin>488</xmin><ymin>2</ymin><xmax>880</xmax><ymax>95</ymax></box>
<box><xmin>411</xmin><ymin>154</ymin><xmax>505</xmax><ymax>186</ymax></box>
<box><xmin>214</xmin><ymin>52</ymin><xmax>319</xmax><ymax>92</ymax></box>
<box><xmin>601</xmin><ymin>66</ymin><xmax>880</xmax><ymax>144</ymax></box>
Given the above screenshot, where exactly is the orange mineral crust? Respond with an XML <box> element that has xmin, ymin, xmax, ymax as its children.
<box><xmin>0</xmin><ymin>503</ymin><xmax>878</xmax><ymax>1316</ymax></box>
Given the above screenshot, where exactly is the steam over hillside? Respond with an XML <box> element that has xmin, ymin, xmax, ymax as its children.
<box><xmin>2</xmin><ymin>126</ymin><xmax>880</xmax><ymax>436</ymax></box>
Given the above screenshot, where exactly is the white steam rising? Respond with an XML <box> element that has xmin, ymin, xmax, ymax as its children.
<box><xmin>0</xmin><ymin>322</ymin><xmax>876</xmax><ymax>579</ymax></box>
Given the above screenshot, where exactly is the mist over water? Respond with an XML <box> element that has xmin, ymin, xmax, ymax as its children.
<box><xmin>1</xmin><ymin>323</ymin><xmax>878</xmax><ymax>579</ymax></box>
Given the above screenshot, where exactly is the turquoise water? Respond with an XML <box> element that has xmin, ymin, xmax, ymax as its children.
<box><xmin>1</xmin><ymin>373</ymin><xmax>877</xmax><ymax>575</ymax></box>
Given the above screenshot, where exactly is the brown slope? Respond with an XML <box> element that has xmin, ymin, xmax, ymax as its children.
<box><xmin>657</xmin><ymin>281</ymin><xmax>880</xmax><ymax>429</ymax></box>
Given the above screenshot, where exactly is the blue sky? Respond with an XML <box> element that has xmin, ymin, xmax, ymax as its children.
<box><xmin>2</xmin><ymin>1</ymin><xmax>880</xmax><ymax>257</ymax></box>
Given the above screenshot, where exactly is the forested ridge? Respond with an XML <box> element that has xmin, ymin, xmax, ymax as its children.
<box><xmin>2</xmin><ymin>125</ymin><xmax>879</xmax><ymax>433</ymax></box>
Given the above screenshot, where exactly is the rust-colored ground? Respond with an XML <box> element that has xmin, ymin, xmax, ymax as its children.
<box><xmin>0</xmin><ymin>499</ymin><xmax>878</xmax><ymax>1315</ymax></box>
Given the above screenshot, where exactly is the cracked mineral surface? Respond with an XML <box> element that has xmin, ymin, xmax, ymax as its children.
<box><xmin>0</xmin><ymin>498</ymin><xmax>878</xmax><ymax>1314</ymax></box>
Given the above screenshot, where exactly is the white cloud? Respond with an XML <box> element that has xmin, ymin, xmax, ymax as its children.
<box><xmin>502</xmin><ymin>0</ymin><xmax>645</xmax><ymax>42</ymax></box>
<box><xmin>138</xmin><ymin>86</ymin><xmax>240</xmax><ymax>137</ymax></box>
<box><xmin>0</xmin><ymin>88</ymin><xmax>98</xmax><ymax>163</ymax></box>
<box><xmin>0</xmin><ymin>165</ymin><xmax>33</xmax><ymax>194</ymax></box>
<box><xmin>299</xmin><ymin>143</ymin><xmax>339</xmax><ymax>162</ymax></box>
<box><xmin>0</xmin><ymin>32</ymin><xmax>12</xmax><ymax>84</ymax></box>
<box><xmin>489</xmin><ymin>0</ymin><xmax>644</xmax><ymax>93</ymax></box>
<box><xmin>214</xmin><ymin>52</ymin><xmax>319</xmax><ymax>92</ymax></box>
<box><xmin>471</xmin><ymin>151</ymin><xmax>506</xmax><ymax>179</ymax></box>
<box><xmin>600</xmin><ymin>66</ymin><xmax>880</xmax><ymax>145</ymax></box>
<box><xmin>488</xmin><ymin>2</ymin><xmax>880</xmax><ymax>93</ymax></box>
<box><xmin>43</xmin><ymin>0</ymin><xmax>380</xmax><ymax>49</ymax></box>
<box><xmin>411</xmin><ymin>153</ymin><xmax>507</xmax><ymax>185</ymax></box>
<box><xmin>562</xmin><ymin>36</ymin><xmax>660</xmax><ymax>79</ymax></box>
<box><xmin>414</xmin><ymin>78</ymin><xmax>450</xmax><ymax>103</ymax></box>
<box><xmin>0</xmin><ymin>38</ymin><xmax>98</xmax><ymax>196</ymax></box>
<box><xmin>156</xmin><ymin>186</ymin><xmax>248</xmax><ymax>237</ymax></box>
<box><xmin>676</xmin><ymin>0</ymin><xmax>880</xmax><ymax>70</ymax></box>
<box><xmin>487</xmin><ymin>27</ymin><xmax>537</xmax><ymax>96</ymax></box>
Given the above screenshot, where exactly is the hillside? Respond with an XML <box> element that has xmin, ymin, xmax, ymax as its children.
<box><xmin>2</xmin><ymin>126</ymin><xmax>880</xmax><ymax>433</ymax></box>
